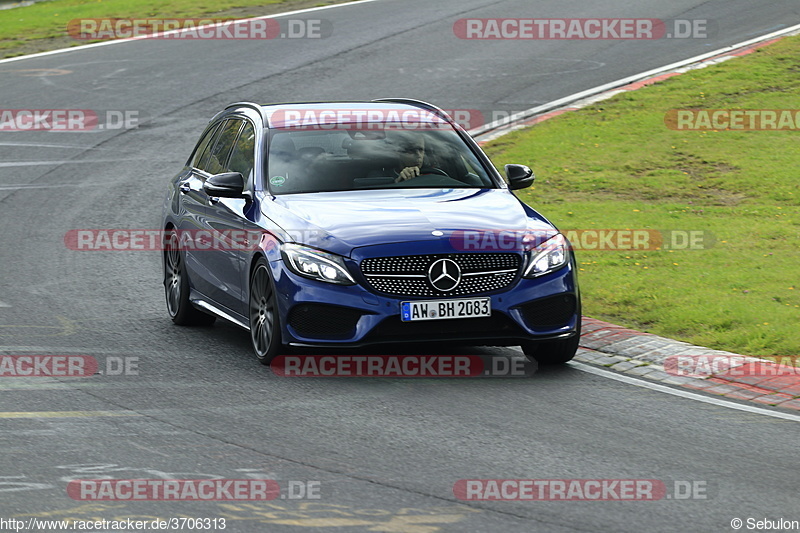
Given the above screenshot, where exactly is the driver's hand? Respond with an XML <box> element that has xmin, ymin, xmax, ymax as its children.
<box><xmin>395</xmin><ymin>166</ymin><xmax>420</xmax><ymax>182</ymax></box>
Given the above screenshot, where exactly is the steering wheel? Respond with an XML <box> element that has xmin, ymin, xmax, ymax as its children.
<box><xmin>418</xmin><ymin>167</ymin><xmax>449</xmax><ymax>177</ymax></box>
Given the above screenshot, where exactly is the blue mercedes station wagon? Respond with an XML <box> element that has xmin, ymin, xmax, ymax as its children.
<box><xmin>162</xmin><ymin>99</ymin><xmax>581</xmax><ymax>364</ymax></box>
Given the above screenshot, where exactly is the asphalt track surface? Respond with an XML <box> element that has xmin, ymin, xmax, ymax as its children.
<box><xmin>1</xmin><ymin>0</ymin><xmax>799</xmax><ymax>531</ymax></box>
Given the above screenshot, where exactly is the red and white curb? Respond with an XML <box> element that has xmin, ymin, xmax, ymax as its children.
<box><xmin>576</xmin><ymin>318</ymin><xmax>800</xmax><ymax>411</ymax></box>
<box><xmin>468</xmin><ymin>25</ymin><xmax>800</xmax><ymax>411</ymax></box>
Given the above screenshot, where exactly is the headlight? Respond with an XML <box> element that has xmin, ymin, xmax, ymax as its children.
<box><xmin>523</xmin><ymin>233</ymin><xmax>570</xmax><ymax>278</ymax></box>
<box><xmin>282</xmin><ymin>244</ymin><xmax>356</xmax><ymax>285</ymax></box>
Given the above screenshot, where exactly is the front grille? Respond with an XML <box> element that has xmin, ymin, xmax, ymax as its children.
<box><xmin>287</xmin><ymin>304</ymin><xmax>363</xmax><ymax>340</ymax></box>
<box><xmin>517</xmin><ymin>294</ymin><xmax>577</xmax><ymax>329</ymax></box>
<box><xmin>361</xmin><ymin>253</ymin><xmax>521</xmax><ymax>297</ymax></box>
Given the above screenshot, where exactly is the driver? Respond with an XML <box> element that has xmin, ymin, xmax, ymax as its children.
<box><xmin>393</xmin><ymin>135</ymin><xmax>425</xmax><ymax>183</ymax></box>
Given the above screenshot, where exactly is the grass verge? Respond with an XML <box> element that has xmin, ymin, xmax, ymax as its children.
<box><xmin>485</xmin><ymin>36</ymin><xmax>800</xmax><ymax>357</ymax></box>
<box><xmin>0</xmin><ymin>0</ymin><xmax>352</xmax><ymax>58</ymax></box>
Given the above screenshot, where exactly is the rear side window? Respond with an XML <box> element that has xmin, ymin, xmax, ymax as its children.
<box><xmin>203</xmin><ymin>119</ymin><xmax>242</xmax><ymax>175</ymax></box>
<box><xmin>190</xmin><ymin>123</ymin><xmax>220</xmax><ymax>169</ymax></box>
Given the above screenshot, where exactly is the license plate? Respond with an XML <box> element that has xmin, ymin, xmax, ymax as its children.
<box><xmin>401</xmin><ymin>298</ymin><xmax>491</xmax><ymax>322</ymax></box>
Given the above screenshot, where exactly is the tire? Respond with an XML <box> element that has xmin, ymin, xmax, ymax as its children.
<box><xmin>521</xmin><ymin>318</ymin><xmax>581</xmax><ymax>365</ymax></box>
<box><xmin>249</xmin><ymin>258</ymin><xmax>282</xmax><ymax>365</ymax></box>
<box><xmin>163</xmin><ymin>230</ymin><xmax>216</xmax><ymax>326</ymax></box>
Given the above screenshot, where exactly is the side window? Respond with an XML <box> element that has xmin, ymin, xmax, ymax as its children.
<box><xmin>204</xmin><ymin>120</ymin><xmax>242</xmax><ymax>176</ymax></box>
<box><xmin>190</xmin><ymin>123</ymin><xmax>221</xmax><ymax>170</ymax></box>
<box><xmin>227</xmin><ymin>121</ymin><xmax>256</xmax><ymax>181</ymax></box>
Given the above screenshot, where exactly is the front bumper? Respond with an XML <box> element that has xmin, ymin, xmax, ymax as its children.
<box><xmin>271</xmin><ymin>257</ymin><xmax>579</xmax><ymax>348</ymax></box>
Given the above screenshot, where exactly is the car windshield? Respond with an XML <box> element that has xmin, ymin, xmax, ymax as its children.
<box><xmin>265</xmin><ymin>125</ymin><xmax>497</xmax><ymax>194</ymax></box>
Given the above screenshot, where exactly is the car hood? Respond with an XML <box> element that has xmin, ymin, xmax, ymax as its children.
<box><xmin>264</xmin><ymin>188</ymin><xmax>557</xmax><ymax>257</ymax></box>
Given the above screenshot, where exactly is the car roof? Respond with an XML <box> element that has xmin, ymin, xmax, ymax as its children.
<box><xmin>221</xmin><ymin>99</ymin><xmax>455</xmax><ymax>129</ymax></box>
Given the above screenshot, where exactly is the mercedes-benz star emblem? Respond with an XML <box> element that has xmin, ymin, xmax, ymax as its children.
<box><xmin>428</xmin><ymin>258</ymin><xmax>461</xmax><ymax>292</ymax></box>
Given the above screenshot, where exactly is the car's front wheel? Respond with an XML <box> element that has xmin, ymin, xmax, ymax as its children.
<box><xmin>521</xmin><ymin>320</ymin><xmax>581</xmax><ymax>365</ymax></box>
<box><xmin>164</xmin><ymin>230</ymin><xmax>216</xmax><ymax>326</ymax></box>
<box><xmin>249</xmin><ymin>258</ymin><xmax>282</xmax><ymax>365</ymax></box>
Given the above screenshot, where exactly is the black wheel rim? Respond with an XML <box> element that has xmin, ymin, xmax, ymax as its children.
<box><xmin>249</xmin><ymin>265</ymin><xmax>275</xmax><ymax>359</ymax></box>
<box><xmin>164</xmin><ymin>232</ymin><xmax>182</xmax><ymax>317</ymax></box>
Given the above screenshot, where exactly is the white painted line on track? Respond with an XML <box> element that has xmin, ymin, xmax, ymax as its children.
<box><xmin>0</xmin><ymin>301</ymin><xmax>10</xmax><ymax>308</ymax></box>
<box><xmin>0</xmin><ymin>0</ymin><xmax>382</xmax><ymax>65</ymax></box>
<box><xmin>571</xmin><ymin>362</ymin><xmax>800</xmax><ymax>423</ymax></box>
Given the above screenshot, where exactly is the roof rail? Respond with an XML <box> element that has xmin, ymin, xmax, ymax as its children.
<box><xmin>222</xmin><ymin>101</ymin><xmax>267</xmax><ymax>123</ymax></box>
<box><xmin>371</xmin><ymin>98</ymin><xmax>453</xmax><ymax>123</ymax></box>
<box><xmin>225</xmin><ymin>101</ymin><xmax>262</xmax><ymax>113</ymax></box>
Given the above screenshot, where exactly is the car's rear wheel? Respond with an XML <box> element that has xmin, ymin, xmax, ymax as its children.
<box><xmin>249</xmin><ymin>258</ymin><xmax>282</xmax><ymax>365</ymax></box>
<box><xmin>164</xmin><ymin>230</ymin><xmax>216</xmax><ymax>326</ymax></box>
<box><xmin>521</xmin><ymin>319</ymin><xmax>581</xmax><ymax>365</ymax></box>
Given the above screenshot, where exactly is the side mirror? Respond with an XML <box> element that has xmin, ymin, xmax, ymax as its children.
<box><xmin>203</xmin><ymin>172</ymin><xmax>250</xmax><ymax>199</ymax></box>
<box><xmin>505</xmin><ymin>164</ymin><xmax>535</xmax><ymax>190</ymax></box>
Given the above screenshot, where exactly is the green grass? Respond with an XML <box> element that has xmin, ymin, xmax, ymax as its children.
<box><xmin>0</xmin><ymin>0</ymin><xmax>337</xmax><ymax>56</ymax></box>
<box><xmin>485</xmin><ymin>36</ymin><xmax>800</xmax><ymax>357</ymax></box>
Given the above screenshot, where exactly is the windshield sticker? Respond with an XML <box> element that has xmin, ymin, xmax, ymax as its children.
<box><xmin>270</xmin><ymin>175</ymin><xmax>286</xmax><ymax>186</ymax></box>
